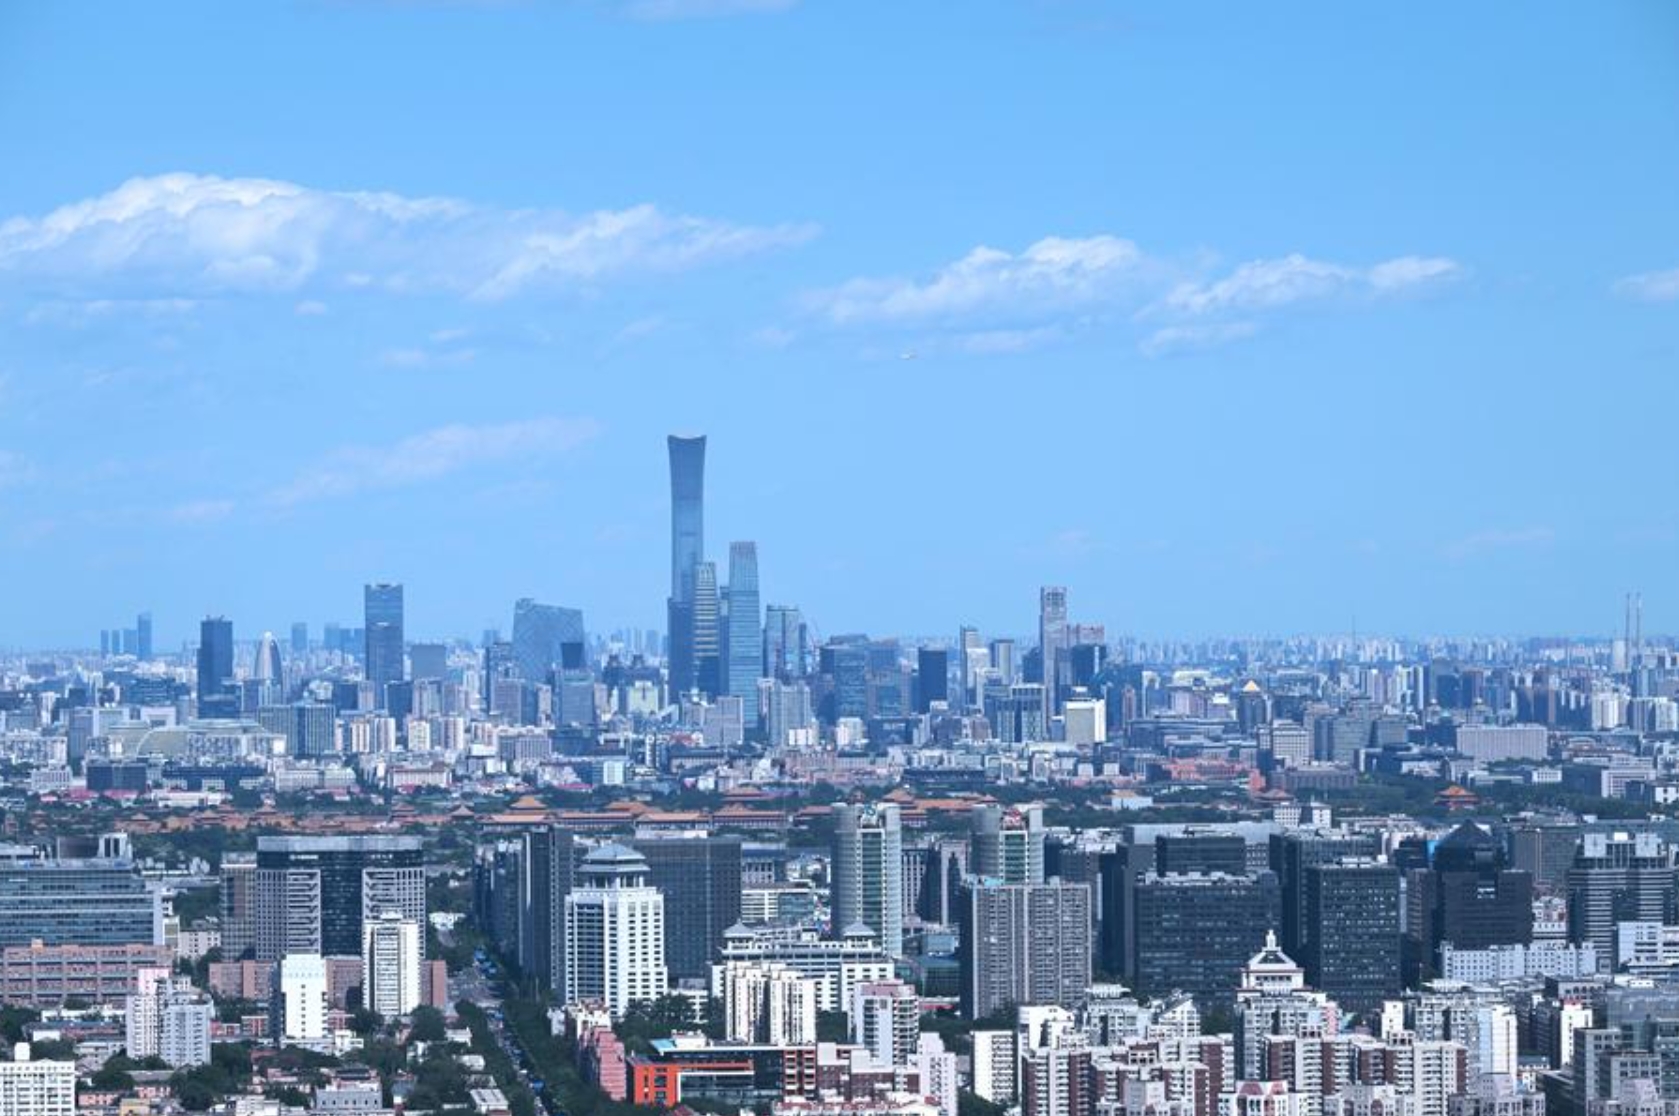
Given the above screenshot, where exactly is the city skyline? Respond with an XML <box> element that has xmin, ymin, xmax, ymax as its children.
<box><xmin>3</xmin><ymin>2</ymin><xmax>1678</xmax><ymax>645</ymax></box>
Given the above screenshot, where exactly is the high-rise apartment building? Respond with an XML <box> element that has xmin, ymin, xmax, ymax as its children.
<box><xmin>364</xmin><ymin>583</ymin><xmax>405</xmax><ymax>706</ymax></box>
<box><xmin>851</xmin><ymin>979</ymin><xmax>921</xmax><ymax>1067</ymax></box>
<box><xmin>362</xmin><ymin>909</ymin><xmax>422</xmax><ymax>1018</ymax></box>
<box><xmin>718</xmin><ymin>961</ymin><xmax>817</xmax><ymax>1046</ymax></box>
<box><xmin>565</xmin><ymin>845</ymin><xmax>668</xmax><ymax>1018</ymax></box>
<box><xmin>126</xmin><ymin>968</ymin><xmax>212</xmax><ymax>1068</ymax></box>
<box><xmin>726</xmin><ymin>542</ymin><xmax>763</xmax><ymax>716</ymax></box>
<box><xmin>666</xmin><ymin>434</ymin><xmax>706</xmax><ymax>696</ymax></box>
<box><xmin>246</xmin><ymin>836</ymin><xmax>425</xmax><ymax>964</ymax></box>
<box><xmin>832</xmin><ymin>803</ymin><xmax>904</xmax><ymax>958</ymax></box>
<box><xmin>958</xmin><ymin>878</ymin><xmax>1092</xmax><ymax>1020</ymax></box>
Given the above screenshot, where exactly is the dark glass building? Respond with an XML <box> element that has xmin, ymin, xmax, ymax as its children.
<box><xmin>631</xmin><ymin>835</ymin><xmax>743</xmax><ymax>982</ymax></box>
<box><xmin>1130</xmin><ymin>871</ymin><xmax>1281</xmax><ymax>1008</ymax></box>
<box><xmin>667</xmin><ymin>434</ymin><xmax>706</xmax><ymax>696</ymax></box>
<box><xmin>916</xmin><ymin>647</ymin><xmax>949</xmax><ymax>713</ymax></box>
<box><xmin>1403</xmin><ymin>821</ymin><xmax>1533</xmax><ymax>984</ymax></box>
<box><xmin>364</xmin><ymin>583</ymin><xmax>405</xmax><ymax>706</ymax></box>
<box><xmin>196</xmin><ymin>616</ymin><xmax>236</xmax><ymax>717</ymax></box>
<box><xmin>511</xmin><ymin>598</ymin><xmax>587</xmax><ymax>685</ymax></box>
<box><xmin>1155</xmin><ymin>834</ymin><xmax>1247</xmax><ymax>877</ymax></box>
<box><xmin>1302</xmin><ymin>859</ymin><xmax>1401</xmax><ymax>1014</ymax></box>
<box><xmin>1269</xmin><ymin>829</ymin><xmax>1380</xmax><ymax>957</ymax></box>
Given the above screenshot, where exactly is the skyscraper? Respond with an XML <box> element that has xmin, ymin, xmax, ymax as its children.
<box><xmin>511</xmin><ymin>598</ymin><xmax>586</xmax><ymax>684</ymax></box>
<box><xmin>1039</xmin><ymin>586</ymin><xmax>1069</xmax><ymax>718</ymax></box>
<box><xmin>290</xmin><ymin>622</ymin><xmax>308</xmax><ymax>655</ymax></box>
<box><xmin>196</xmin><ymin>616</ymin><xmax>235</xmax><ymax>715</ymax></box>
<box><xmin>364</xmin><ymin>583</ymin><xmax>405</xmax><ymax>706</ymax></box>
<box><xmin>135</xmin><ymin>612</ymin><xmax>153</xmax><ymax>661</ymax></box>
<box><xmin>726</xmin><ymin>542</ymin><xmax>763</xmax><ymax>711</ymax></box>
<box><xmin>692</xmin><ymin>560</ymin><xmax>721</xmax><ymax>698</ymax></box>
<box><xmin>667</xmin><ymin>434</ymin><xmax>706</xmax><ymax>695</ymax></box>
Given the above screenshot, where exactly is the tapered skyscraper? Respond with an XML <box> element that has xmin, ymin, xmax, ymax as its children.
<box><xmin>667</xmin><ymin>435</ymin><xmax>706</xmax><ymax>696</ymax></box>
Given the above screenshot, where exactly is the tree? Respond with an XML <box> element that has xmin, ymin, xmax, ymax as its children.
<box><xmin>959</xmin><ymin>1091</ymin><xmax>1007</xmax><ymax>1116</ymax></box>
<box><xmin>0</xmin><ymin>1007</ymin><xmax>39</xmax><ymax>1044</ymax></box>
<box><xmin>816</xmin><ymin>1010</ymin><xmax>849</xmax><ymax>1043</ymax></box>
<box><xmin>409</xmin><ymin>1005</ymin><xmax>447</xmax><ymax>1044</ymax></box>
<box><xmin>90</xmin><ymin>1063</ymin><xmax>135</xmax><ymax>1092</ymax></box>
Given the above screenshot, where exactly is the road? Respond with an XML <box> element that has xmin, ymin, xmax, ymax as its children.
<box><xmin>451</xmin><ymin>949</ymin><xmax>564</xmax><ymax>1116</ymax></box>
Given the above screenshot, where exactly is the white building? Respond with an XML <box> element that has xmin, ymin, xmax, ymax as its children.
<box><xmin>1061</xmin><ymin>699</ymin><xmax>1106</xmax><ymax>747</ymax></box>
<box><xmin>564</xmin><ymin>844</ymin><xmax>667</xmax><ymax>1018</ymax></box>
<box><xmin>914</xmin><ymin>1033</ymin><xmax>958</xmax><ymax>1116</ymax></box>
<box><xmin>851</xmin><ymin>980</ymin><xmax>919</xmax><ymax>1068</ymax></box>
<box><xmin>275</xmin><ymin>953</ymin><xmax>329</xmax><ymax>1044</ymax></box>
<box><xmin>718</xmin><ymin>961</ymin><xmax>817</xmax><ymax>1046</ymax></box>
<box><xmin>362</xmin><ymin>910</ymin><xmax>422</xmax><ymax>1019</ymax></box>
<box><xmin>0</xmin><ymin>1044</ymin><xmax>76</xmax><ymax>1116</ymax></box>
<box><xmin>971</xmin><ymin>1029</ymin><xmax>1017</xmax><ymax>1104</ymax></box>
<box><xmin>713</xmin><ymin>923</ymin><xmax>894</xmax><ymax>1014</ymax></box>
<box><xmin>1438</xmin><ymin>942</ymin><xmax>1597</xmax><ymax>982</ymax></box>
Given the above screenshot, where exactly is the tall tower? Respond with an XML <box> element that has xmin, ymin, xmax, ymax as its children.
<box><xmin>364</xmin><ymin>583</ymin><xmax>405</xmax><ymax>706</ymax></box>
<box><xmin>1039</xmin><ymin>586</ymin><xmax>1069</xmax><ymax>719</ymax></box>
<box><xmin>667</xmin><ymin>435</ymin><xmax>707</xmax><ymax>695</ymax></box>
<box><xmin>727</xmin><ymin>542</ymin><xmax>763</xmax><ymax>711</ymax></box>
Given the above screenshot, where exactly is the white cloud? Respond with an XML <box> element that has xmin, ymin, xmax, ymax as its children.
<box><xmin>805</xmin><ymin>235</ymin><xmax>1462</xmax><ymax>357</ymax></box>
<box><xmin>168</xmin><ymin>498</ymin><xmax>235</xmax><ymax>524</ymax></box>
<box><xmin>1140</xmin><ymin>320</ymin><xmax>1259</xmax><ymax>357</ymax></box>
<box><xmin>611</xmin><ymin>0</ymin><xmax>796</xmax><ymax>19</ymax></box>
<box><xmin>0</xmin><ymin>451</ymin><xmax>35</xmax><ymax>489</ymax></box>
<box><xmin>957</xmin><ymin>325</ymin><xmax>1066</xmax><ymax>354</ymax></box>
<box><xmin>0</xmin><ymin>173</ymin><xmax>816</xmax><ymax>301</ymax></box>
<box><xmin>294</xmin><ymin>299</ymin><xmax>328</xmax><ymax>316</ymax></box>
<box><xmin>1614</xmin><ymin>267</ymin><xmax>1679</xmax><ymax>303</ymax></box>
<box><xmin>267</xmin><ymin>415</ymin><xmax>599</xmax><ymax>507</ymax></box>
<box><xmin>805</xmin><ymin>235</ymin><xmax>1146</xmax><ymax>324</ymax></box>
<box><xmin>1161</xmin><ymin>253</ymin><xmax>1460</xmax><ymax>316</ymax></box>
<box><xmin>1441</xmin><ymin>526</ymin><xmax>1555</xmax><ymax>560</ymax></box>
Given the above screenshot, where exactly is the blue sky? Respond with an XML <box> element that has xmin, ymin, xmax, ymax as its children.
<box><xmin>2</xmin><ymin>0</ymin><xmax>1677</xmax><ymax>649</ymax></box>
